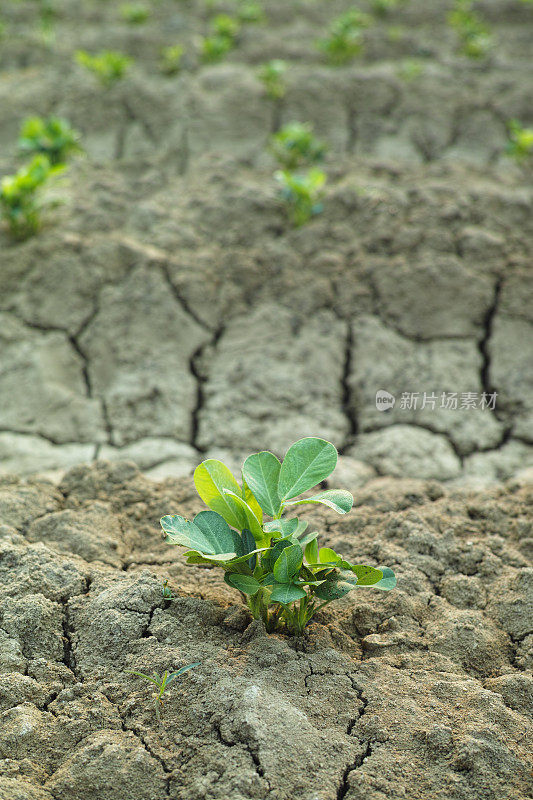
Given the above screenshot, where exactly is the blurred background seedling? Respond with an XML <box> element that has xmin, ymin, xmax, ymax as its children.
<box><xmin>1</xmin><ymin>154</ymin><xmax>64</xmax><ymax>240</ymax></box>
<box><xmin>317</xmin><ymin>8</ymin><xmax>373</xmax><ymax>65</ymax></box>
<box><xmin>160</xmin><ymin>44</ymin><xmax>184</xmax><ymax>75</ymax></box>
<box><xmin>161</xmin><ymin>579</ymin><xmax>173</xmax><ymax>598</ymax></box>
<box><xmin>120</xmin><ymin>2</ymin><xmax>150</xmax><ymax>24</ymax></box>
<box><xmin>448</xmin><ymin>0</ymin><xmax>494</xmax><ymax>59</ymax></box>
<box><xmin>237</xmin><ymin>0</ymin><xmax>266</xmax><ymax>24</ymax></box>
<box><xmin>396</xmin><ymin>58</ymin><xmax>424</xmax><ymax>81</ymax></box>
<box><xmin>506</xmin><ymin>119</ymin><xmax>533</xmax><ymax>163</ymax></box>
<box><xmin>258</xmin><ymin>59</ymin><xmax>287</xmax><ymax>100</ymax></box>
<box><xmin>275</xmin><ymin>168</ymin><xmax>326</xmax><ymax>227</ymax></box>
<box><xmin>18</xmin><ymin>116</ymin><xmax>82</xmax><ymax>165</ymax></box>
<box><xmin>76</xmin><ymin>50</ymin><xmax>133</xmax><ymax>87</ymax></box>
<box><xmin>269</xmin><ymin>122</ymin><xmax>326</xmax><ymax>170</ymax></box>
<box><xmin>127</xmin><ymin>664</ymin><xmax>199</xmax><ymax>722</ymax></box>
<box><xmin>200</xmin><ymin>14</ymin><xmax>241</xmax><ymax>62</ymax></box>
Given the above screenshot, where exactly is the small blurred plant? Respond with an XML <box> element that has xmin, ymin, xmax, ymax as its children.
<box><xmin>258</xmin><ymin>59</ymin><xmax>287</xmax><ymax>100</ymax></box>
<box><xmin>76</xmin><ymin>50</ymin><xmax>132</xmax><ymax>86</ymax></box>
<box><xmin>506</xmin><ymin>119</ymin><xmax>533</xmax><ymax>162</ymax></box>
<box><xmin>237</xmin><ymin>0</ymin><xmax>266</xmax><ymax>23</ymax></box>
<box><xmin>448</xmin><ymin>0</ymin><xmax>494</xmax><ymax>59</ymax></box>
<box><xmin>160</xmin><ymin>44</ymin><xmax>184</xmax><ymax>75</ymax></box>
<box><xmin>18</xmin><ymin>116</ymin><xmax>82</xmax><ymax>165</ymax></box>
<box><xmin>161</xmin><ymin>579</ymin><xmax>173</xmax><ymax>598</ymax></box>
<box><xmin>120</xmin><ymin>3</ymin><xmax>150</xmax><ymax>24</ymax></box>
<box><xmin>0</xmin><ymin>155</ymin><xmax>63</xmax><ymax>240</ymax></box>
<box><xmin>370</xmin><ymin>0</ymin><xmax>401</xmax><ymax>16</ymax></box>
<box><xmin>396</xmin><ymin>58</ymin><xmax>424</xmax><ymax>81</ymax></box>
<box><xmin>269</xmin><ymin>122</ymin><xmax>326</xmax><ymax>170</ymax></box>
<box><xmin>275</xmin><ymin>168</ymin><xmax>326</xmax><ymax>227</ymax></box>
<box><xmin>317</xmin><ymin>8</ymin><xmax>372</xmax><ymax>65</ymax></box>
<box><xmin>200</xmin><ymin>14</ymin><xmax>241</xmax><ymax>62</ymax></box>
<box><xmin>127</xmin><ymin>664</ymin><xmax>199</xmax><ymax>722</ymax></box>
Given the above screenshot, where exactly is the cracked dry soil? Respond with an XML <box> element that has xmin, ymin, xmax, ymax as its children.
<box><xmin>0</xmin><ymin>461</ymin><xmax>532</xmax><ymax>800</ymax></box>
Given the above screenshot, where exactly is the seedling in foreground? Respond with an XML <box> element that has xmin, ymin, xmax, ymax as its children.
<box><xmin>275</xmin><ymin>169</ymin><xmax>326</xmax><ymax>227</ymax></box>
<box><xmin>506</xmin><ymin>119</ymin><xmax>533</xmax><ymax>163</ymax></box>
<box><xmin>18</xmin><ymin>116</ymin><xmax>82</xmax><ymax>165</ymax></box>
<box><xmin>0</xmin><ymin>154</ymin><xmax>63</xmax><ymax>240</ymax></box>
<box><xmin>448</xmin><ymin>0</ymin><xmax>494</xmax><ymax>59</ymax></box>
<box><xmin>127</xmin><ymin>664</ymin><xmax>199</xmax><ymax>722</ymax></box>
<box><xmin>76</xmin><ymin>50</ymin><xmax>132</xmax><ymax>86</ymax></box>
<box><xmin>317</xmin><ymin>9</ymin><xmax>372</xmax><ymax>65</ymax></box>
<box><xmin>269</xmin><ymin>122</ymin><xmax>326</xmax><ymax>170</ymax></box>
<box><xmin>258</xmin><ymin>59</ymin><xmax>287</xmax><ymax>100</ymax></box>
<box><xmin>161</xmin><ymin>437</ymin><xmax>395</xmax><ymax>636</ymax></box>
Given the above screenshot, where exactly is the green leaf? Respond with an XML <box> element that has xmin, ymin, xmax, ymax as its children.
<box><xmin>194</xmin><ymin>460</ymin><xmax>247</xmax><ymax>530</ymax></box>
<box><xmin>186</xmin><ymin>550</ymin><xmax>264</xmax><ymax>566</ymax></box>
<box><xmin>126</xmin><ymin>670</ymin><xmax>161</xmax><ymax>687</ymax></box>
<box><xmin>304</xmin><ymin>537</ymin><xmax>319</xmax><ymax>565</ymax></box>
<box><xmin>270</xmin><ymin>582</ymin><xmax>307</xmax><ymax>604</ymax></box>
<box><xmin>278</xmin><ymin>438</ymin><xmax>338</xmax><ymax>500</ymax></box>
<box><xmin>298</xmin><ymin>529</ymin><xmax>318</xmax><ymax>549</ymax></box>
<box><xmin>372</xmin><ymin>567</ymin><xmax>396</xmax><ymax>590</ymax></box>
<box><xmin>242</xmin><ymin>478</ymin><xmax>263</xmax><ymax>524</ymax></box>
<box><xmin>161</xmin><ymin>511</ymin><xmax>239</xmax><ymax>556</ymax></box>
<box><xmin>241</xmin><ymin>528</ymin><xmax>257</xmax><ymax>570</ymax></box>
<box><xmin>350</xmin><ymin>565</ymin><xmax>383</xmax><ymax>586</ymax></box>
<box><xmin>224</xmin><ymin>573</ymin><xmax>262</xmax><ymax>595</ymax></box>
<box><xmin>284</xmin><ymin>489</ymin><xmax>354</xmax><ymax>515</ymax></box>
<box><xmin>242</xmin><ymin>451</ymin><xmax>282</xmax><ymax>516</ymax></box>
<box><xmin>273</xmin><ymin>543</ymin><xmax>303</xmax><ymax>583</ymax></box>
<box><xmin>318</xmin><ymin>547</ymin><xmax>341</xmax><ymax>565</ymax></box>
<box><xmin>222</xmin><ymin>489</ymin><xmax>267</xmax><ymax>544</ymax></box>
<box><xmin>263</xmin><ymin>518</ymin><xmax>299</xmax><ymax>537</ymax></box>
<box><xmin>166</xmin><ymin>663</ymin><xmax>200</xmax><ymax>684</ymax></box>
<box><xmin>261</xmin><ymin>538</ymin><xmax>294</xmax><ymax>573</ymax></box>
<box><xmin>313</xmin><ymin>573</ymin><xmax>358</xmax><ymax>601</ymax></box>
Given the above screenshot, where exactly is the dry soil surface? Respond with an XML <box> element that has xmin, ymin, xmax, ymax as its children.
<box><xmin>0</xmin><ymin>461</ymin><xmax>532</xmax><ymax>800</ymax></box>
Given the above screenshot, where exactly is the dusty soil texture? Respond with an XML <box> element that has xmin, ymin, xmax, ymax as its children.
<box><xmin>1</xmin><ymin>0</ymin><xmax>532</xmax><ymax>482</ymax></box>
<box><xmin>0</xmin><ymin>461</ymin><xmax>531</xmax><ymax>800</ymax></box>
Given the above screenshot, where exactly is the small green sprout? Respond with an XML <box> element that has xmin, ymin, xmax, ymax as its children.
<box><xmin>127</xmin><ymin>664</ymin><xmax>199</xmax><ymax>722</ymax></box>
<box><xmin>76</xmin><ymin>50</ymin><xmax>132</xmax><ymax>87</ymax></box>
<box><xmin>200</xmin><ymin>15</ymin><xmax>241</xmax><ymax>63</ymax></box>
<box><xmin>506</xmin><ymin>119</ymin><xmax>533</xmax><ymax>162</ymax></box>
<box><xmin>448</xmin><ymin>0</ymin><xmax>494</xmax><ymax>59</ymax></box>
<box><xmin>258</xmin><ymin>59</ymin><xmax>287</xmax><ymax>100</ymax></box>
<box><xmin>120</xmin><ymin>3</ymin><xmax>150</xmax><ymax>24</ymax></box>
<box><xmin>160</xmin><ymin>45</ymin><xmax>184</xmax><ymax>75</ymax></box>
<box><xmin>162</xmin><ymin>579</ymin><xmax>173</xmax><ymax>598</ymax></box>
<box><xmin>0</xmin><ymin>154</ymin><xmax>63</xmax><ymax>240</ymax></box>
<box><xmin>161</xmin><ymin>437</ymin><xmax>396</xmax><ymax>636</ymax></box>
<box><xmin>269</xmin><ymin>122</ymin><xmax>326</xmax><ymax>170</ymax></box>
<box><xmin>237</xmin><ymin>0</ymin><xmax>266</xmax><ymax>24</ymax></box>
<box><xmin>275</xmin><ymin>169</ymin><xmax>326</xmax><ymax>227</ymax></box>
<box><xmin>18</xmin><ymin>116</ymin><xmax>82</xmax><ymax>165</ymax></box>
<box><xmin>317</xmin><ymin>8</ymin><xmax>373</xmax><ymax>65</ymax></box>
<box><xmin>396</xmin><ymin>58</ymin><xmax>424</xmax><ymax>81</ymax></box>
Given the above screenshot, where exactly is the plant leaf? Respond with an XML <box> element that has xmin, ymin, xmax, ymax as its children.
<box><xmin>318</xmin><ymin>547</ymin><xmax>341</xmax><ymax>565</ymax></box>
<box><xmin>284</xmin><ymin>489</ymin><xmax>354</xmax><ymax>515</ymax></box>
<box><xmin>260</xmin><ymin>538</ymin><xmax>294</xmax><ymax>573</ymax></box>
<box><xmin>372</xmin><ymin>567</ymin><xmax>396</xmax><ymax>590</ymax></box>
<box><xmin>224</xmin><ymin>573</ymin><xmax>262</xmax><ymax>595</ymax></box>
<box><xmin>313</xmin><ymin>573</ymin><xmax>358</xmax><ymax>601</ymax></box>
<box><xmin>161</xmin><ymin>512</ymin><xmax>236</xmax><ymax>555</ymax></box>
<box><xmin>241</xmin><ymin>528</ymin><xmax>257</xmax><ymax>570</ymax></box>
<box><xmin>277</xmin><ymin>437</ymin><xmax>338</xmax><ymax>500</ymax></box>
<box><xmin>222</xmin><ymin>489</ymin><xmax>267</xmax><ymax>545</ymax></box>
<box><xmin>270</xmin><ymin>582</ymin><xmax>307</xmax><ymax>604</ymax></box>
<box><xmin>194</xmin><ymin>460</ymin><xmax>247</xmax><ymax>530</ymax></box>
<box><xmin>242</xmin><ymin>478</ymin><xmax>263</xmax><ymax>524</ymax></box>
<box><xmin>166</xmin><ymin>663</ymin><xmax>200</xmax><ymax>684</ymax></box>
<box><xmin>350</xmin><ymin>565</ymin><xmax>383</xmax><ymax>586</ymax></box>
<box><xmin>304</xmin><ymin>537</ymin><xmax>319</xmax><ymax>565</ymax></box>
<box><xmin>242</xmin><ymin>451</ymin><xmax>282</xmax><ymax>516</ymax></box>
<box><xmin>273</xmin><ymin>543</ymin><xmax>303</xmax><ymax>583</ymax></box>
<box><xmin>126</xmin><ymin>670</ymin><xmax>161</xmax><ymax>688</ymax></box>
<box><xmin>263</xmin><ymin>518</ymin><xmax>299</xmax><ymax>537</ymax></box>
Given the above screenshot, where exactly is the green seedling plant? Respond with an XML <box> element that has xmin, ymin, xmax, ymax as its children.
<box><xmin>162</xmin><ymin>579</ymin><xmax>173</xmax><ymax>598</ymax></box>
<box><xmin>506</xmin><ymin>119</ymin><xmax>533</xmax><ymax>163</ymax></box>
<box><xmin>237</xmin><ymin>0</ymin><xmax>266</xmax><ymax>24</ymax></box>
<box><xmin>76</xmin><ymin>50</ymin><xmax>132</xmax><ymax>87</ymax></box>
<box><xmin>0</xmin><ymin>154</ymin><xmax>63</xmax><ymax>240</ymax></box>
<box><xmin>200</xmin><ymin>14</ymin><xmax>240</xmax><ymax>63</ymax></box>
<box><xmin>370</xmin><ymin>0</ymin><xmax>401</xmax><ymax>16</ymax></box>
<box><xmin>448</xmin><ymin>0</ymin><xmax>494</xmax><ymax>59</ymax></box>
<box><xmin>160</xmin><ymin>45</ymin><xmax>184</xmax><ymax>75</ymax></box>
<box><xmin>120</xmin><ymin>3</ymin><xmax>150</xmax><ymax>24</ymax></box>
<box><xmin>396</xmin><ymin>58</ymin><xmax>424</xmax><ymax>81</ymax></box>
<box><xmin>269</xmin><ymin>122</ymin><xmax>326</xmax><ymax>170</ymax></box>
<box><xmin>18</xmin><ymin>116</ymin><xmax>82</xmax><ymax>165</ymax></box>
<box><xmin>317</xmin><ymin>8</ymin><xmax>372</xmax><ymax>65</ymax></box>
<box><xmin>258</xmin><ymin>59</ymin><xmax>287</xmax><ymax>100</ymax></box>
<box><xmin>275</xmin><ymin>169</ymin><xmax>326</xmax><ymax>227</ymax></box>
<box><xmin>161</xmin><ymin>437</ymin><xmax>395</xmax><ymax>636</ymax></box>
<box><xmin>127</xmin><ymin>664</ymin><xmax>199</xmax><ymax>722</ymax></box>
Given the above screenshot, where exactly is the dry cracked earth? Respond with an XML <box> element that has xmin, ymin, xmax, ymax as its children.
<box><xmin>0</xmin><ymin>0</ymin><xmax>532</xmax><ymax>483</ymax></box>
<box><xmin>1</xmin><ymin>2</ymin><xmax>533</xmax><ymax>799</ymax></box>
<box><xmin>0</xmin><ymin>461</ymin><xmax>532</xmax><ymax>800</ymax></box>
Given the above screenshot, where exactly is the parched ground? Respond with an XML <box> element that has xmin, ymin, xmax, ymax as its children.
<box><xmin>0</xmin><ymin>0</ymin><xmax>532</xmax><ymax>483</ymax></box>
<box><xmin>0</xmin><ymin>461</ymin><xmax>531</xmax><ymax>800</ymax></box>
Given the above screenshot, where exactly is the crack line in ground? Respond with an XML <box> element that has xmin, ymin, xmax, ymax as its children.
<box><xmin>189</xmin><ymin>326</ymin><xmax>224</xmax><ymax>453</ymax></box>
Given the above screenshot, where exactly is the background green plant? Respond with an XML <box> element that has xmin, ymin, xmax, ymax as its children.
<box><xmin>275</xmin><ymin>168</ymin><xmax>326</xmax><ymax>227</ymax></box>
<box><xmin>269</xmin><ymin>122</ymin><xmax>326</xmax><ymax>170</ymax></box>
<box><xmin>76</xmin><ymin>50</ymin><xmax>132</xmax><ymax>86</ymax></box>
<box><xmin>258</xmin><ymin>59</ymin><xmax>287</xmax><ymax>100</ymax></box>
<box><xmin>448</xmin><ymin>0</ymin><xmax>494</xmax><ymax>59</ymax></box>
<box><xmin>506</xmin><ymin>119</ymin><xmax>533</xmax><ymax>162</ymax></box>
<box><xmin>161</xmin><ymin>437</ymin><xmax>395</xmax><ymax>636</ymax></box>
<box><xmin>18</xmin><ymin>115</ymin><xmax>82</xmax><ymax>165</ymax></box>
<box><xmin>317</xmin><ymin>8</ymin><xmax>372</xmax><ymax>65</ymax></box>
<box><xmin>0</xmin><ymin>154</ymin><xmax>63</xmax><ymax>240</ymax></box>
<box><xmin>127</xmin><ymin>664</ymin><xmax>199</xmax><ymax>721</ymax></box>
